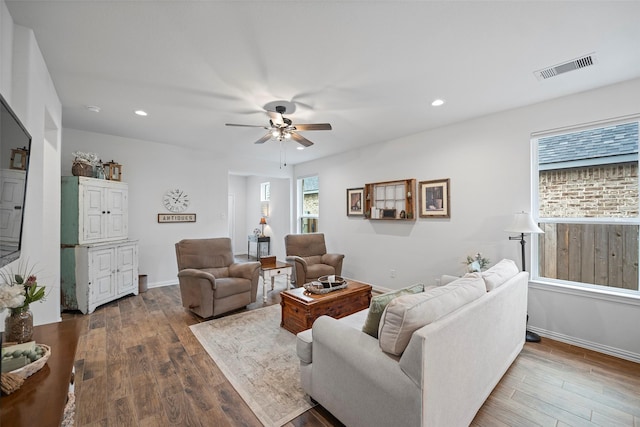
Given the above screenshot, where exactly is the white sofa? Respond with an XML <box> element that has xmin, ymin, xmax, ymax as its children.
<box><xmin>296</xmin><ymin>260</ymin><xmax>528</xmax><ymax>427</ymax></box>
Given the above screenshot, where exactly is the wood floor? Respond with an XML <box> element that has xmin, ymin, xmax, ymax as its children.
<box><xmin>62</xmin><ymin>279</ymin><xmax>640</xmax><ymax>427</ymax></box>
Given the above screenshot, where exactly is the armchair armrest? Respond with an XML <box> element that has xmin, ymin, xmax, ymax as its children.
<box><xmin>229</xmin><ymin>261</ymin><xmax>260</xmax><ymax>280</ymax></box>
<box><xmin>286</xmin><ymin>256</ymin><xmax>308</xmax><ymax>286</ymax></box>
<box><xmin>178</xmin><ymin>268</ymin><xmax>216</xmax><ymax>288</ymax></box>
<box><xmin>286</xmin><ymin>255</ymin><xmax>308</xmax><ymax>269</ymax></box>
<box><xmin>321</xmin><ymin>253</ymin><xmax>344</xmax><ymax>276</ymax></box>
<box><xmin>321</xmin><ymin>253</ymin><xmax>344</xmax><ymax>267</ymax></box>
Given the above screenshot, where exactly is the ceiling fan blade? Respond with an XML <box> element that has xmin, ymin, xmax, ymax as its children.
<box><xmin>290</xmin><ymin>132</ymin><xmax>314</xmax><ymax>147</ymax></box>
<box><xmin>293</xmin><ymin>123</ymin><xmax>332</xmax><ymax>131</ymax></box>
<box><xmin>268</xmin><ymin>111</ymin><xmax>284</xmax><ymax>127</ymax></box>
<box><xmin>226</xmin><ymin>123</ymin><xmax>268</xmax><ymax>128</ymax></box>
<box><xmin>254</xmin><ymin>133</ymin><xmax>272</xmax><ymax>144</ymax></box>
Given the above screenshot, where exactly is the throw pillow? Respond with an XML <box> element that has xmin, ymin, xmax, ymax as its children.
<box><xmin>378</xmin><ymin>273</ymin><xmax>486</xmax><ymax>356</ymax></box>
<box><xmin>482</xmin><ymin>258</ymin><xmax>519</xmax><ymax>291</ymax></box>
<box><xmin>361</xmin><ymin>283</ymin><xmax>425</xmax><ymax>338</ymax></box>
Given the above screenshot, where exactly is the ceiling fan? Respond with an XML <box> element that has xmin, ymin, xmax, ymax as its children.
<box><xmin>225</xmin><ymin>105</ymin><xmax>332</xmax><ymax>147</ymax></box>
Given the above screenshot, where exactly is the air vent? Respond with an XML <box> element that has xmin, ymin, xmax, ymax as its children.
<box><xmin>534</xmin><ymin>53</ymin><xmax>597</xmax><ymax>81</ymax></box>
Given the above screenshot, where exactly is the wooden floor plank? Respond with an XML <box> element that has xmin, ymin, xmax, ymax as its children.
<box><xmin>66</xmin><ymin>282</ymin><xmax>640</xmax><ymax>427</ymax></box>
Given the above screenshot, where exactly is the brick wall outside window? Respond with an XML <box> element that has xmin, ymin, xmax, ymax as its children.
<box><xmin>539</xmin><ymin>162</ymin><xmax>638</xmax><ymax>218</ymax></box>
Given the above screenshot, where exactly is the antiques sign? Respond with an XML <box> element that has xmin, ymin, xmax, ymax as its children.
<box><xmin>157</xmin><ymin>213</ymin><xmax>196</xmax><ymax>223</ymax></box>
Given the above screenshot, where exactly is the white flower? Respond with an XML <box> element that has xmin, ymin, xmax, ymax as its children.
<box><xmin>0</xmin><ymin>284</ymin><xmax>26</xmax><ymax>312</ymax></box>
<box><xmin>72</xmin><ymin>151</ymin><xmax>100</xmax><ymax>165</ymax></box>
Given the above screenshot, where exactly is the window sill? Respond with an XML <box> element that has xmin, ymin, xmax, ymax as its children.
<box><xmin>529</xmin><ymin>279</ymin><xmax>640</xmax><ymax>307</ymax></box>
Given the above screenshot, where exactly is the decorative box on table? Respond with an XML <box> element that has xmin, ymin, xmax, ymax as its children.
<box><xmin>260</xmin><ymin>256</ymin><xmax>277</xmax><ymax>268</ymax></box>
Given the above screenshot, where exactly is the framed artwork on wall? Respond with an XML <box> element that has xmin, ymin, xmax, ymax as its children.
<box><xmin>418</xmin><ymin>179</ymin><xmax>450</xmax><ymax>218</ymax></box>
<box><xmin>346</xmin><ymin>187</ymin><xmax>364</xmax><ymax>216</ymax></box>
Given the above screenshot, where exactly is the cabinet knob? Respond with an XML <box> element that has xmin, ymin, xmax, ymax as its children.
<box><xmin>107</xmin><ymin>211</ymin><xmax>111</xmax><ymax>214</ymax></box>
<box><xmin>102</xmin><ymin>211</ymin><xmax>106</xmax><ymax>214</ymax></box>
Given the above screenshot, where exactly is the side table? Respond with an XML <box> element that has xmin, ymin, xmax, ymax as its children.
<box><xmin>1</xmin><ymin>318</ymin><xmax>82</xmax><ymax>427</ymax></box>
<box><xmin>260</xmin><ymin>260</ymin><xmax>292</xmax><ymax>302</ymax></box>
<box><xmin>247</xmin><ymin>235</ymin><xmax>270</xmax><ymax>259</ymax></box>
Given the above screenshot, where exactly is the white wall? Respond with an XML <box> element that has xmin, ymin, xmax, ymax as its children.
<box><xmin>294</xmin><ymin>78</ymin><xmax>640</xmax><ymax>362</ymax></box>
<box><xmin>1</xmin><ymin>1</ymin><xmax>62</xmax><ymax>327</ymax></box>
<box><xmin>228</xmin><ymin>174</ymin><xmax>247</xmax><ymax>253</ymax></box>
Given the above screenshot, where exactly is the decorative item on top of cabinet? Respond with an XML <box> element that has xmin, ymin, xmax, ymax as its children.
<box><xmin>364</xmin><ymin>179</ymin><xmax>415</xmax><ymax>220</ymax></box>
<box><xmin>61</xmin><ymin>176</ymin><xmax>128</xmax><ymax>245</ymax></box>
<box><xmin>103</xmin><ymin>160</ymin><xmax>122</xmax><ymax>181</ymax></box>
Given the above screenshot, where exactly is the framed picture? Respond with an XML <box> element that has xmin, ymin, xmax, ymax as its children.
<box><xmin>346</xmin><ymin>187</ymin><xmax>364</xmax><ymax>216</ymax></box>
<box><xmin>418</xmin><ymin>179</ymin><xmax>450</xmax><ymax>218</ymax></box>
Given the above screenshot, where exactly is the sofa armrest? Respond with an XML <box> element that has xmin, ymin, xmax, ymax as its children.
<box><xmin>229</xmin><ymin>261</ymin><xmax>260</xmax><ymax>280</ymax></box>
<box><xmin>310</xmin><ymin>316</ymin><xmax>420</xmax><ymax>427</ymax></box>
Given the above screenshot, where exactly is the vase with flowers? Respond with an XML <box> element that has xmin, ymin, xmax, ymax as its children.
<box><xmin>464</xmin><ymin>253</ymin><xmax>491</xmax><ymax>273</ymax></box>
<box><xmin>1</xmin><ymin>262</ymin><xmax>46</xmax><ymax>343</ymax></box>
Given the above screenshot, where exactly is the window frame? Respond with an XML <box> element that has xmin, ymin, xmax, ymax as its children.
<box><xmin>297</xmin><ymin>175</ymin><xmax>319</xmax><ymax>233</ymax></box>
<box><xmin>531</xmin><ymin>116</ymin><xmax>640</xmax><ymax>297</ymax></box>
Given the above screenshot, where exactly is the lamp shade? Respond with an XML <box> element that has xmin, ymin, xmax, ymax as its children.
<box><xmin>259</xmin><ymin>217</ymin><xmax>267</xmax><ymax>225</ymax></box>
<box><xmin>505</xmin><ymin>212</ymin><xmax>543</xmax><ymax>234</ymax></box>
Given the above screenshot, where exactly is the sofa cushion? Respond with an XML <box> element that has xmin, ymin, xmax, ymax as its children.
<box><xmin>482</xmin><ymin>259</ymin><xmax>519</xmax><ymax>291</ymax></box>
<box><xmin>362</xmin><ymin>284</ymin><xmax>425</xmax><ymax>338</ymax></box>
<box><xmin>378</xmin><ymin>273</ymin><xmax>486</xmax><ymax>355</ymax></box>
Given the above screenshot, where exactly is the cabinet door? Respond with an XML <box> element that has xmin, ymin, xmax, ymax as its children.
<box><xmin>82</xmin><ymin>185</ymin><xmax>106</xmax><ymax>242</ymax></box>
<box><xmin>116</xmin><ymin>244</ymin><xmax>138</xmax><ymax>295</ymax></box>
<box><xmin>106</xmin><ymin>187</ymin><xmax>128</xmax><ymax>240</ymax></box>
<box><xmin>0</xmin><ymin>170</ymin><xmax>26</xmax><ymax>243</ymax></box>
<box><xmin>89</xmin><ymin>247</ymin><xmax>116</xmax><ymax>304</ymax></box>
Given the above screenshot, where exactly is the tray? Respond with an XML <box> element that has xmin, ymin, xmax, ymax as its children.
<box><xmin>304</xmin><ymin>277</ymin><xmax>348</xmax><ymax>294</ymax></box>
<box><xmin>10</xmin><ymin>344</ymin><xmax>51</xmax><ymax>379</ymax></box>
<box><xmin>317</xmin><ymin>275</ymin><xmax>346</xmax><ymax>288</ymax></box>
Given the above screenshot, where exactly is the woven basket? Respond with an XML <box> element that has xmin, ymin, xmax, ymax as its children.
<box><xmin>10</xmin><ymin>344</ymin><xmax>51</xmax><ymax>379</ymax></box>
<box><xmin>72</xmin><ymin>161</ymin><xmax>93</xmax><ymax>177</ymax></box>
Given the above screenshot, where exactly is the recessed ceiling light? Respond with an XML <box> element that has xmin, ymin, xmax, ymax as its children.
<box><xmin>134</xmin><ymin>110</ymin><xmax>148</xmax><ymax>116</ymax></box>
<box><xmin>297</xmin><ymin>146</ymin><xmax>304</xmax><ymax>150</ymax></box>
<box><xmin>86</xmin><ymin>105</ymin><xmax>101</xmax><ymax>113</ymax></box>
<box><xmin>431</xmin><ymin>99</ymin><xmax>445</xmax><ymax>107</ymax></box>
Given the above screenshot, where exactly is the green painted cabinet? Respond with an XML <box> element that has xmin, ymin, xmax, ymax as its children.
<box><xmin>61</xmin><ymin>176</ymin><xmax>128</xmax><ymax>245</ymax></box>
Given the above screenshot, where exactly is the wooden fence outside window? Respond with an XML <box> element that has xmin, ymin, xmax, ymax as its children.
<box><xmin>537</xmin><ymin>223</ymin><xmax>639</xmax><ymax>290</ymax></box>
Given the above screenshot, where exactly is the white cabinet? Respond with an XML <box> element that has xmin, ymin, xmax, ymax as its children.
<box><xmin>61</xmin><ymin>176</ymin><xmax>138</xmax><ymax>314</ymax></box>
<box><xmin>61</xmin><ymin>176</ymin><xmax>128</xmax><ymax>245</ymax></box>
<box><xmin>61</xmin><ymin>241</ymin><xmax>139</xmax><ymax>314</ymax></box>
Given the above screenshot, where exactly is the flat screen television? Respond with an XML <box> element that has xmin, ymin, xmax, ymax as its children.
<box><xmin>0</xmin><ymin>93</ymin><xmax>31</xmax><ymax>268</ymax></box>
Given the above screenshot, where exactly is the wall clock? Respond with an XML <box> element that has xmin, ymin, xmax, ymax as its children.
<box><xmin>163</xmin><ymin>188</ymin><xmax>190</xmax><ymax>213</ymax></box>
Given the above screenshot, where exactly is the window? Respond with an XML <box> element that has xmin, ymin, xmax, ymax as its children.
<box><xmin>533</xmin><ymin>120</ymin><xmax>639</xmax><ymax>294</ymax></box>
<box><xmin>260</xmin><ymin>182</ymin><xmax>270</xmax><ymax>202</ymax></box>
<box><xmin>298</xmin><ymin>176</ymin><xmax>319</xmax><ymax>233</ymax></box>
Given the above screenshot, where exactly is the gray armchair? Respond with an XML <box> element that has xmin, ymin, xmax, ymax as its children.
<box><xmin>284</xmin><ymin>233</ymin><xmax>344</xmax><ymax>286</ymax></box>
<box><xmin>175</xmin><ymin>237</ymin><xmax>260</xmax><ymax>318</ymax></box>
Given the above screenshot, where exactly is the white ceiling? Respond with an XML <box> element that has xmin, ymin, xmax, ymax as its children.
<box><xmin>6</xmin><ymin>1</ymin><xmax>640</xmax><ymax>165</ymax></box>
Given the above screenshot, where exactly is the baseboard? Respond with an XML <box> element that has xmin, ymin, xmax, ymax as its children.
<box><xmin>528</xmin><ymin>325</ymin><xmax>640</xmax><ymax>363</ymax></box>
<box><xmin>148</xmin><ymin>280</ymin><xmax>177</xmax><ymax>289</ymax></box>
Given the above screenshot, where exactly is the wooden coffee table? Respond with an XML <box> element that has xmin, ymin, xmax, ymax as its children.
<box><xmin>280</xmin><ymin>279</ymin><xmax>373</xmax><ymax>334</ymax></box>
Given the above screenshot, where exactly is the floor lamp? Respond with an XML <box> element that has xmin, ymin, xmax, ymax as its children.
<box><xmin>505</xmin><ymin>211</ymin><xmax>544</xmax><ymax>343</ymax></box>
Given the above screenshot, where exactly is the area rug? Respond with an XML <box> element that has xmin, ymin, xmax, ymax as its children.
<box><xmin>189</xmin><ymin>303</ymin><xmax>314</xmax><ymax>427</ymax></box>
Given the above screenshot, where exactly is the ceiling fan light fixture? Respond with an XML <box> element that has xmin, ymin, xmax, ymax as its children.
<box><xmin>272</xmin><ymin>130</ymin><xmax>280</xmax><ymax>137</ymax></box>
<box><xmin>284</xmin><ymin>132</ymin><xmax>292</xmax><ymax>139</ymax></box>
